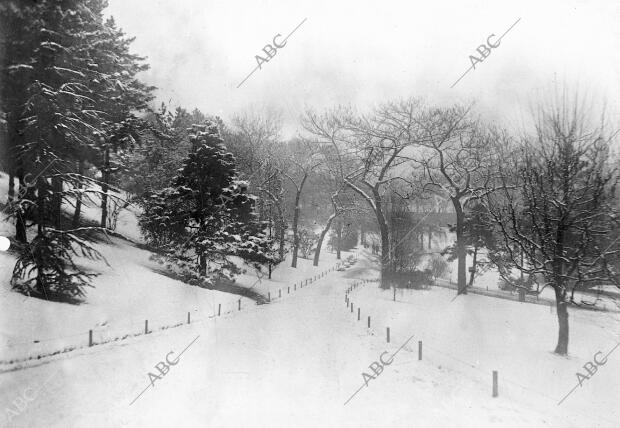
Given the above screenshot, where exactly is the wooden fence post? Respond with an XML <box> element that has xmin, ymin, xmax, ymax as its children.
<box><xmin>367</xmin><ymin>316</ymin><xmax>370</xmax><ymax>328</ymax></box>
<box><xmin>418</xmin><ymin>341</ymin><xmax>422</xmax><ymax>360</ymax></box>
<box><xmin>145</xmin><ymin>320</ymin><xmax>149</xmax><ymax>334</ymax></box>
<box><xmin>187</xmin><ymin>312</ymin><xmax>191</xmax><ymax>324</ymax></box>
<box><xmin>218</xmin><ymin>304</ymin><xmax>221</xmax><ymax>316</ymax></box>
<box><xmin>492</xmin><ymin>371</ymin><xmax>498</xmax><ymax>397</ymax></box>
<box><xmin>238</xmin><ymin>299</ymin><xmax>241</xmax><ymax>311</ymax></box>
<box><xmin>89</xmin><ymin>330</ymin><xmax>93</xmax><ymax>347</ymax></box>
<box><xmin>357</xmin><ymin>307</ymin><xmax>360</xmax><ymax>321</ymax></box>
<box><xmin>387</xmin><ymin>327</ymin><xmax>390</xmax><ymax>343</ymax></box>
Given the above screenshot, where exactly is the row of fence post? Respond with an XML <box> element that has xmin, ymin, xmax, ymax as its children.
<box><xmin>345</xmin><ymin>277</ymin><xmax>499</xmax><ymax>398</ymax></box>
<box><xmin>85</xmin><ymin>261</ymin><xmax>345</xmax><ymax>349</ymax></box>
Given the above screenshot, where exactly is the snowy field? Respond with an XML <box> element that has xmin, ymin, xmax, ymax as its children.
<box><xmin>0</xmin><ymin>171</ymin><xmax>349</xmax><ymax>364</ymax></box>
<box><xmin>1</xmin><ymin>250</ymin><xmax>619</xmax><ymax>427</ymax></box>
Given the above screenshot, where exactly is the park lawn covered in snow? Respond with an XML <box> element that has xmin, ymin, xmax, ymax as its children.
<box><xmin>1</xmin><ymin>251</ymin><xmax>618</xmax><ymax>427</ymax></box>
<box><xmin>0</xmin><ymin>171</ymin><xmax>352</xmax><ymax>364</ymax></box>
<box><xmin>344</xmin><ymin>254</ymin><xmax>620</xmax><ymax>427</ymax></box>
<box><xmin>0</xmin><ymin>227</ymin><xmax>350</xmax><ymax>365</ymax></box>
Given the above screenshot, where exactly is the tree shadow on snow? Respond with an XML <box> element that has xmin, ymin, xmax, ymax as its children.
<box><xmin>148</xmin><ymin>265</ymin><xmax>269</xmax><ymax>305</ymax></box>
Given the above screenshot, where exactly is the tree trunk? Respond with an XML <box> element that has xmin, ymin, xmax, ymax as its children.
<box><xmin>453</xmin><ymin>198</ymin><xmax>467</xmax><ymax>295</ymax></box>
<box><xmin>336</xmin><ymin>224</ymin><xmax>342</xmax><ymax>260</ymax></box>
<box><xmin>360</xmin><ymin>224</ymin><xmax>366</xmax><ymax>246</ymax></box>
<box><xmin>314</xmin><ymin>213</ymin><xmax>335</xmax><ymax>266</ymax></box>
<box><xmin>554</xmin><ymin>286</ymin><xmax>569</xmax><ymax>355</ymax></box>
<box><xmin>290</xmin><ymin>202</ymin><xmax>300</xmax><ymax>268</ymax></box>
<box><xmin>100</xmin><ymin>146</ymin><xmax>110</xmax><ymax>228</ymax></box>
<box><xmin>290</xmin><ymin>174</ymin><xmax>308</xmax><ymax>268</ymax></box>
<box><xmin>15</xmin><ymin>174</ymin><xmax>28</xmax><ymax>243</ymax></box>
<box><xmin>52</xmin><ymin>176</ymin><xmax>63</xmax><ymax>229</ymax></box>
<box><xmin>375</xmin><ymin>198</ymin><xmax>390</xmax><ymax>287</ymax></box>
<box><xmin>275</xmin><ymin>204</ymin><xmax>285</xmax><ymax>260</ymax></box>
<box><xmin>468</xmin><ymin>246</ymin><xmax>478</xmax><ymax>287</ymax></box>
<box><xmin>428</xmin><ymin>230</ymin><xmax>432</xmax><ymax>249</ymax></box>
<box><xmin>8</xmin><ymin>172</ymin><xmax>24</xmax><ymax>243</ymax></box>
<box><xmin>278</xmin><ymin>224</ymin><xmax>285</xmax><ymax>261</ymax></box>
<box><xmin>72</xmin><ymin>160</ymin><xmax>83</xmax><ymax>228</ymax></box>
<box><xmin>8</xmin><ymin>172</ymin><xmax>15</xmax><ymax>203</ymax></box>
<box><xmin>199</xmin><ymin>253</ymin><xmax>207</xmax><ymax>276</ymax></box>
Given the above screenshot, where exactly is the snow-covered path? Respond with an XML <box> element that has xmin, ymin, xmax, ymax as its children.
<box><xmin>1</xmin><ymin>253</ymin><xmax>618</xmax><ymax>427</ymax></box>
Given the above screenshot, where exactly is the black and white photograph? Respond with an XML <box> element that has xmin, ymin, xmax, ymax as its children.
<box><xmin>1</xmin><ymin>0</ymin><xmax>620</xmax><ymax>426</ymax></box>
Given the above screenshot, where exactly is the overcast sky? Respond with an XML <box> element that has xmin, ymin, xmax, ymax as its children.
<box><xmin>106</xmin><ymin>0</ymin><xmax>620</xmax><ymax>138</ymax></box>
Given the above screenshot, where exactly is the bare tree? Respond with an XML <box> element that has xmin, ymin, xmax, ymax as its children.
<box><xmin>412</xmin><ymin>106</ymin><xmax>498</xmax><ymax>294</ymax></box>
<box><xmin>229</xmin><ymin>108</ymin><xmax>283</xmax><ymax>178</ymax></box>
<box><xmin>485</xmin><ymin>94</ymin><xmax>620</xmax><ymax>355</ymax></box>
<box><xmin>283</xmin><ymin>140</ymin><xmax>322</xmax><ymax>268</ymax></box>
<box><xmin>313</xmin><ymin>185</ymin><xmax>343</xmax><ymax>266</ymax></box>
<box><xmin>258</xmin><ymin>169</ymin><xmax>287</xmax><ymax>260</ymax></box>
<box><xmin>303</xmin><ymin>98</ymin><xmax>427</xmax><ymax>280</ymax></box>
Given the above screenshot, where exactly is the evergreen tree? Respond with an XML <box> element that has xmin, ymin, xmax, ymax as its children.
<box><xmin>3</xmin><ymin>0</ymin><xmax>108</xmax><ymax>299</ymax></box>
<box><xmin>1</xmin><ymin>0</ymin><xmax>152</xmax><ymax>299</ymax></box>
<box><xmin>139</xmin><ymin>123</ymin><xmax>279</xmax><ymax>285</ymax></box>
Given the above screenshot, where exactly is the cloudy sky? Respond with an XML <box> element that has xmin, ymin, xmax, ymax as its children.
<box><xmin>106</xmin><ymin>0</ymin><xmax>620</xmax><ymax>137</ymax></box>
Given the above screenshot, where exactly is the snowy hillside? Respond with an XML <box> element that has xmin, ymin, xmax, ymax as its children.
<box><xmin>0</xmin><ymin>171</ymin><xmax>350</xmax><ymax>366</ymax></box>
<box><xmin>1</xmin><ymin>250</ymin><xmax>619</xmax><ymax>427</ymax></box>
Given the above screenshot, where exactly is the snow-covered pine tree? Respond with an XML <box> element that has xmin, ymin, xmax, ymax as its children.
<box><xmin>87</xmin><ymin>13</ymin><xmax>155</xmax><ymax>228</ymax></box>
<box><xmin>4</xmin><ymin>0</ymin><xmax>110</xmax><ymax>299</ymax></box>
<box><xmin>139</xmin><ymin>122</ymin><xmax>279</xmax><ymax>286</ymax></box>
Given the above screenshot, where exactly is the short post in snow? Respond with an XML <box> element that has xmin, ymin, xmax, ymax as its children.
<box><xmin>288</xmin><ymin>286</ymin><xmax>290</xmax><ymax>294</ymax></box>
<box><xmin>367</xmin><ymin>316</ymin><xmax>371</xmax><ymax>328</ymax></box>
<box><xmin>89</xmin><ymin>330</ymin><xmax>93</xmax><ymax>347</ymax></box>
<box><xmin>418</xmin><ymin>341</ymin><xmax>423</xmax><ymax>360</ymax></box>
<box><xmin>351</xmin><ymin>302</ymin><xmax>354</xmax><ymax>313</ymax></box>
<box><xmin>357</xmin><ymin>307</ymin><xmax>360</xmax><ymax>321</ymax></box>
<box><xmin>218</xmin><ymin>304</ymin><xmax>221</xmax><ymax>316</ymax></box>
<box><xmin>238</xmin><ymin>299</ymin><xmax>241</xmax><ymax>311</ymax></box>
<box><xmin>268</xmin><ymin>292</ymin><xmax>271</xmax><ymax>302</ymax></box>
<box><xmin>294</xmin><ymin>284</ymin><xmax>297</xmax><ymax>291</ymax></box>
<box><xmin>187</xmin><ymin>312</ymin><xmax>191</xmax><ymax>324</ymax></box>
<box><xmin>492</xmin><ymin>371</ymin><xmax>498</xmax><ymax>397</ymax></box>
<box><xmin>145</xmin><ymin>320</ymin><xmax>149</xmax><ymax>334</ymax></box>
<box><xmin>279</xmin><ymin>289</ymin><xmax>281</xmax><ymax>298</ymax></box>
<box><xmin>386</xmin><ymin>327</ymin><xmax>390</xmax><ymax>343</ymax></box>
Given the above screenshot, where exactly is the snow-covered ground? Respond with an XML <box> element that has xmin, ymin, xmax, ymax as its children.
<box><xmin>2</xmin><ymin>169</ymin><xmax>620</xmax><ymax>427</ymax></box>
<box><xmin>0</xmin><ymin>171</ymin><xmax>351</xmax><ymax>364</ymax></box>
<box><xmin>1</xmin><ymin>250</ymin><xmax>619</xmax><ymax>427</ymax></box>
